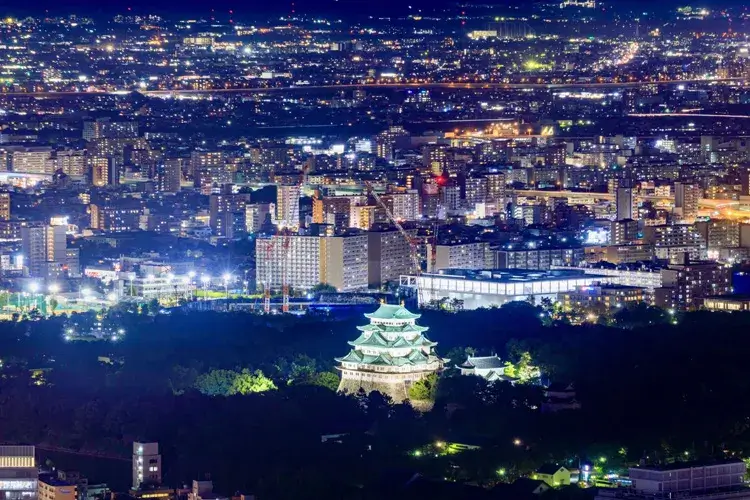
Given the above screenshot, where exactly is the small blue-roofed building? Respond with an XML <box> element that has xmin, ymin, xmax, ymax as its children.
<box><xmin>456</xmin><ymin>355</ymin><xmax>510</xmax><ymax>382</ymax></box>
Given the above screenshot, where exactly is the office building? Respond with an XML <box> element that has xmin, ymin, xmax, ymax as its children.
<box><xmin>0</xmin><ymin>445</ymin><xmax>37</xmax><ymax>500</ymax></box>
<box><xmin>132</xmin><ymin>442</ymin><xmax>161</xmax><ymax>490</ymax></box>
<box><xmin>38</xmin><ymin>476</ymin><xmax>76</xmax><ymax>500</ymax></box>
<box><xmin>368</xmin><ymin>228</ymin><xmax>417</xmax><ymax>287</ymax></box>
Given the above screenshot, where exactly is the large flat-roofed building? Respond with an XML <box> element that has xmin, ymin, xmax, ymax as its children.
<box><xmin>703</xmin><ymin>295</ymin><xmax>750</xmax><ymax>312</ymax></box>
<box><xmin>559</xmin><ymin>284</ymin><xmax>645</xmax><ymax>311</ymax></box>
<box><xmin>552</xmin><ymin>265</ymin><xmax>664</xmax><ymax>291</ymax></box>
<box><xmin>0</xmin><ymin>445</ymin><xmax>37</xmax><ymax>500</ymax></box>
<box><xmin>628</xmin><ymin>460</ymin><xmax>745</xmax><ymax>495</ymax></box>
<box><xmin>401</xmin><ymin>269</ymin><xmax>605</xmax><ymax>310</ymax></box>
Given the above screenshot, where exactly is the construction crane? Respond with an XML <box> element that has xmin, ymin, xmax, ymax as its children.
<box><xmin>365</xmin><ymin>182</ymin><xmax>424</xmax><ymax>305</ymax></box>
<box><xmin>262</xmin><ymin>239</ymin><xmax>274</xmax><ymax>314</ymax></box>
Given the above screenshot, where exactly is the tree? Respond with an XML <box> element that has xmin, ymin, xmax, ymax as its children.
<box><xmin>194</xmin><ymin>369</ymin><xmax>238</xmax><ymax>396</ymax></box>
<box><xmin>310</xmin><ymin>371</ymin><xmax>340</xmax><ymax>391</ymax></box>
<box><xmin>146</xmin><ymin>298</ymin><xmax>160</xmax><ymax>315</ymax></box>
<box><xmin>49</xmin><ymin>298</ymin><xmax>58</xmax><ymax>315</ymax></box>
<box><xmin>408</xmin><ymin>373</ymin><xmax>439</xmax><ymax>401</ymax></box>
<box><xmin>311</xmin><ymin>283</ymin><xmax>337</xmax><ymax>294</ymax></box>
<box><xmin>232</xmin><ymin>369</ymin><xmax>277</xmax><ymax>394</ymax></box>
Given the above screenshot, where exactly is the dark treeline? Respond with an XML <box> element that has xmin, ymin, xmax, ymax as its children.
<box><xmin>1</xmin><ymin>304</ymin><xmax>750</xmax><ymax>498</ymax></box>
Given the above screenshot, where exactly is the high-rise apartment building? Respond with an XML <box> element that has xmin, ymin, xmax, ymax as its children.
<box><xmin>674</xmin><ymin>181</ymin><xmax>700</xmax><ymax>222</ymax></box>
<box><xmin>90</xmin><ymin>156</ymin><xmax>118</xmax><ymax>187</ymax></box>
<box><xmin>350</xmin><ymin>204</ymin><xmax>376</xmax><ymax>230</ymax></box>
<box><xmin>485</xmin><ymin>172</ymin><xmax>507</xmax><ymax>207</ymax></box>
<box><xmin>21</xmin><ymin>223</ymin><xmax>66</xmax><ymax>278</ymax></box>
<box><xmin>90</xmin><ymin>204</ymin><xmax>142</xmax><ymax>232</ymax></box>
<box><xmin>83</xmin><ymin>118</ymin><xmax>138</xmax><ymax>140</ymax></box>
<box><xmin>12</xmin><ymin>148</ymin><xmax>54</xmax><ymax>175</ymax></box>
<box><xmin>0</xmin><ymin>192</ymin><xmax>10</xmax><ymax>221</ymax></box>
<box><xmin>209</xmin><ymin>191</ymin><xmax>251</xmax><ymax>239</ymax></box>
<box><xmin>132</xmin><ymin>442</ymin><xmax>162</xmax><ymax>490</ymax></box>
<box><xmin>430</xmin><ymin>242</ymin><xmax>490</xmax><ymax>272</ymax></box>
<box><xmin>312</xmin><ymin>196</ymin><xmax>352</xmax><ymax>227</ymax></box>
<box><xmin>189</xmin><ymin>150</ymin><xmax>224</xmax><ymax>178</ymax></box>
<box><xmin>367</xmin><ymin>228</ymin><xmax>417</xmax><ymax>287</ymax></box>
<box><xmin>245</xmin><ymin>203</ymin><xmax>274</xmax><ymax>233</ymax></box>
<box><xmin>155</xmin><ymin>160</ymin><xmax>182</xmax><ymax>193</ymax></box>
<box><xmin>616</xmin><ymin>186</ymin><xmax>634</xmax><ymax>220</ymax></box>
<box><xmin>276</xmin><ymin>184</ymin><xmax>300</xmax><ymax>229</ymax></box>
<box><xmin>256</xmin><ymin>233</ymin><xmax>368</xmax><ymax>292</ymax></box>
<box><xmin>55</xmin><ymin>150</ymin><xmax>87</xmax><ymax>177</ymax></box>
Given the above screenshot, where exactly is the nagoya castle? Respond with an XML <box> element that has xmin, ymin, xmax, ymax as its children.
<box><xmin>336</xmin><ymin>303</ymin><xmax>443</xmax><ymax>402</ymax></box>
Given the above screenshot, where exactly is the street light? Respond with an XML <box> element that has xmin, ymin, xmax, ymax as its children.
<box><xmin>48</xmin><ymin>283</ymin><xmax>60</xmax><ymax>294</ymax></box>
<box><xmin>222</xmin><ymin>273</ymin><xmax>232</xmax><ymax>303</ymax></box>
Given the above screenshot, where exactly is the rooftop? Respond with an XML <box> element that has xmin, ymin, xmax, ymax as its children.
<box><xmin>458</xmin><ymin>355</ymin><xmax>505</xmax><ymax>370</ymax></box>
<box><xmin>422</xmin><ymin>268</ymin><xmax>605</xmax><ymax>283</ymax></box>
<box><xmin>634</xmin><ymin>458</ymin><xmax>744</xmax><ymax>472</ymax></box>
<box><xmin>364</xmin><ymin>303</ymin><xmax>421</xmax><ymax>320</ymax></box>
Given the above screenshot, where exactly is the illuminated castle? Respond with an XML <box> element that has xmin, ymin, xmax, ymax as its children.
<box><xmin>336</xmin><ymin>303</ymin><xmax>442</xmax><ymax>402</ymax></box>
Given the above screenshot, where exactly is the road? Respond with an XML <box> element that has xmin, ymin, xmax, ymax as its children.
<box><xmin>0</xmin><ymin>78</ymin><xmax>744</xmax><ymax>98</ymax></box>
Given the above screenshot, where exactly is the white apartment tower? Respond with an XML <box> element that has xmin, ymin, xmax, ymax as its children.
<box><xmin>132</xmin><ymin>442</ymin><xmax>162</xmax><ymax>490</ymax></box>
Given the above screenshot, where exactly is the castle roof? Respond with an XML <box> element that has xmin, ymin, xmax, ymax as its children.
<box><xmin>356</xmin><ymin>323</ymin><xmax>429</xmax><ymax>334</ymax></box>
<box><xmin>348</xmin><ymin>332</ymin><xmax>437</xmax><ymax>349</ymax></box>
<box><xmin>457</xmin><ymin>355</ymin><xmax>505</xmax><ymax>370</ymax></box>
<box><xmin>335</xmin><ymin>349</ymin><xmax>438</xmax><ymax>367</ymax></box>
<box><xmin>365</xmin><ymin>304</ymin><xmax>421</xmax><ymax>320</ymax></box>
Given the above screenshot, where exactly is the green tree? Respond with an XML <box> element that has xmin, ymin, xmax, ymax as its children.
<box><xmin>194</xmin><ymin>369</ymin><xmax>238</xmax><ymax>396</ymax></box>
<box><xmin>232</xmin><ymin>369</ymin><xmax>277</xmax><ymax>394</ymax></box>
<box><xmin>310</xmin><ymin>371</ymin><xmax>340</xmax><ymax>391</ymax></box>
<box><xmin>311</xmin><ymin>283</ymin><xmax>337</xmax><ymax>294</ymax></box>
<box><xmin>49</xmin><ymin>298</ymin><xmax>58</xmax><ymax>315</ymax></box>
<box><xmin>146</xmin><ymin>298</ymin><xmax>160</xmax><ymax>315</ymax></box>
<box><xmin>408</xmin><ymin>373</ymin><xmax>439</xmax><ymax>401</ymax></box>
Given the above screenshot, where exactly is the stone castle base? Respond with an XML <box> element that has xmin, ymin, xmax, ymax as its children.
<box><xmin>338</xmin><ymin>378</ymin><xmax>434</xmax><ymax>411</ymax></box>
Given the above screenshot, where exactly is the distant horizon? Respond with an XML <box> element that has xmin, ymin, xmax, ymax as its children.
<box><xmin>0</xmin><ymin>0</ymin><xmax>740</xmax><ymax>20</ymax></box>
